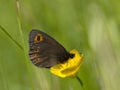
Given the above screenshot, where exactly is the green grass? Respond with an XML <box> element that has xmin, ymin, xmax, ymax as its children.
<box><xmin>0</xmin><ymin>0</ymin><xmax>120</xmax><ymax>90</ymax></box>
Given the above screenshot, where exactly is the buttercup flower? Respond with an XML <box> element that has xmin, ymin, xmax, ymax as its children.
<box><xmin>50</xmin><ymin>49</ymin><xmax>84</xmax><ymax>78</ymax></box>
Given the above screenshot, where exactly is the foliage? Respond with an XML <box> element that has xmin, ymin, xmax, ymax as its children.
<box><xmin>0</xmin><ymin>0</ymin><xmax>120</xmax><ymax>90</ymax></box>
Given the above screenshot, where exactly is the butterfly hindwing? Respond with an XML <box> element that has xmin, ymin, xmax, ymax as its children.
<box><xmin>29</xmin><ymin>29</ymin><xmax>70</xmax><ymax>68</ymax></box>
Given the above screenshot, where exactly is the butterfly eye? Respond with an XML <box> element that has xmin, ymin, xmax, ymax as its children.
<box><xmin>34</xmin><ymin>34</ymin><xmax>43</xmax><ymax>43</ymax></box>
<box><xmin>69</xmin><ymin>54</ymin><xmax>75</xmax><ymax>58</ymax></box>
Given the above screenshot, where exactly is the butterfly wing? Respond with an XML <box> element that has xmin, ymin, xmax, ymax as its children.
<box><xmin>29</xmin><ymin>29</ymin><xmax>70</xmax><ymax>68</ymax></box>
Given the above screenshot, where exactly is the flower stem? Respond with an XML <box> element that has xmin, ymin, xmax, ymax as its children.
<box><xmin>76</xmin><ymin>76</ymin><xmax>83</xmax><ymax>86</ymax></box>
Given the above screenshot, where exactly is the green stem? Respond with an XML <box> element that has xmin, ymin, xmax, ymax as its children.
<box><xmin>15</xmin><ymin>0</ymin><xmax>35</xmax><ymax>90</ymax></box>
<box><xmin>76</xmin><ymin>75</ymin><xmax>83</xmax><ymax>86</ymax></box>
<box><xmin>0</xmin><ymin>25</ymin><xmax>23</xmax><ymax>50</ymax></box>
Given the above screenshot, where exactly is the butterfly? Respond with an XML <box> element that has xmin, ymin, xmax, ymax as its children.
<box><xmin>29</xmin><ymin>29</ymin><xmax>74</xmax><ymax>68</ymax></box>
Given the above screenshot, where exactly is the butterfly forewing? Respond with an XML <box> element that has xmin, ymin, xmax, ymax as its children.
<box><xmin>29</xmin><ymin>29</ymin><xmax>70</xmax><ymax>68</ymax></box>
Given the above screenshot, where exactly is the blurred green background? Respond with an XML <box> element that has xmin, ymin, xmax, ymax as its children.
<box><xmin>0</xmin><ymin>0</ymin><xmax>120</xmax><ymax>90</ymax></box>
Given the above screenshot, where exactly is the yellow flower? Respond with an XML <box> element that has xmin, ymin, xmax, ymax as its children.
<box><xmin>50</xmin><ymin>49</ymin><xmax>84</xmax><ymax>78</ymax></box>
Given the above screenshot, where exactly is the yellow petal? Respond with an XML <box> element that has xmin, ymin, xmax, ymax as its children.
<box><xmin>50</xmin><ymin>49</ymin><xmax>84</xmax><ymax>78</ymax></box>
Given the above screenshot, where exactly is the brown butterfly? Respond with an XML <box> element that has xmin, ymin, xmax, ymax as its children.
<box><xmin>29</xmin><ymin>29</ymin><xmax>74</xmax><ymax>68</ymax></box>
